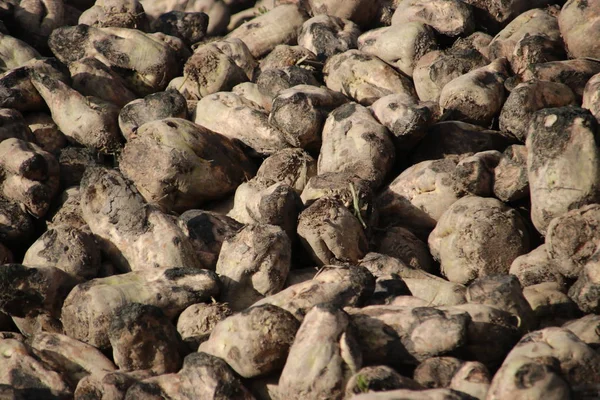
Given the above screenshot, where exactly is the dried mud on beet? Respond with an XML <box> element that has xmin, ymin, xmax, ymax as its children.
<box><xmin>2</xmin><ymin>0</ymin><xmax>600</xmax><ymax>399</ymax></box>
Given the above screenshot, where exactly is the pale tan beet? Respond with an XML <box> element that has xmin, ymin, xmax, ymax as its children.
<box><xmin>372</xmin><ymin>226</ymin><xmax>433</xmax><ymax>273</ymax></box>
<box><xmin>12</xmin><ymin>313</ymin><xmax>63</xmax><ymax>338</ymax></box>
<box><xmin>140</xmin><ymin>0</ymin><xmax>231</xmax><ymax>36</ymax></box>
<box><xmin>521</xmin><ymin>58</ymin><xmax>600</xmax><ymax>99</ymax></box>
<box><xmin>545</xmin><ymin>204</ymin><xmax>600</xmax><ymax>279</ymax></box>
<box><xmin>298</xmin><ymin>197</ymin><xmax>368</xmax><ymax>266</ymax></box>
<box><xmin>216</xmin><ymin>224</ymin><xmax>291</xmax><ymax>311</ymax></box>
<box><xmin>120</xmin><ymin>118</ymin><xmax>256</xmax><ymax>213</ymax></box>
<box><xmin>324</xmin><ymin>50</ymin><xmax>417</xmax><ymax>106</ymax></box>
<box><xmin>149</xmin><ymin>31</ymin><xmax>192</xmax><ymax>67</ymax></box>
<box><xmin>461</xmin><ymin>0</ymin><xmax>553</xmax><ymax>32</ymax></box>
<box><xmin>442</xmin><ymin>303</ymin><xmax>521</xmax><ymax>368</ymax></box>
<box><xmin>298</xmin><ymin>15</ymin><xmax>360</xmax><ymax>61</ymax></box>
<box><xmin>61</xmin><ymin>266</ymin><xmax>220</xmax><ymax>349</ymax></box>
<box><xmin>358</xmin><ymin>22</ymin><xmax>438</xmax><ymax>77</ymax></box>
<box><xmin>30</xmin><ymin>72</ymin><xmax>122</xmax><ymax>154</ymax></box>
<box><xmin>487</xmin><ymin>356</ymin><xmax>570</xmax><ymax>400</ymax></box>
<box><xmin>227</xmin><ymin>5</ymin><xmax>307</xmax><ymax>58</ymax></box>
<box><xmin>47</xmin><ymin>186</ymin><xmax>86</xmax><ymax>230</ymax></box>
<box><xmin>359</xmin><ymin>253</ymin><xmax>468</xmax><ymax>307</ymax></box>
<box><xmin>307</xmin><ymin>0</ymin><xmax>380</xmax><ymax>27</ymax></box>
<box><xmin>523</xmin><ymin>282</ymin><xmax>578</xmax><ymax>328</ymax></box>
<box><xmin>57</xmin><ymin>146</ymin><xmax>104</xmax><ymax>189</ymax></box>
<box><xmin>69</xmin><ymin>57</ymin><xmax>137</xmax><ymax>107</ymax></box>
<box><xmin>349</xmin><ymin>388</ymin><xmax>475</xmax><ymax>399</ymax></box>
<box><xmin>429</xmin><ymin>196</ymin><xmax>530</xmax><ymax>285</ymax></box>
<box><xmin>299</xmin><ymin>172</ymin><xmax>378</xmax><ymax>237</ymax></box>
<box><xmin>109</xmin><ymin>303</ymin><xmax>182</xmax><ymax>374</ymax></box>
<box><xmin>49</xmin><ymin>25</ymin><xmax>180</xmax><ymax>96</ymax></box>
<box><xmin>370</xmin><ymin>94</ymin><xmax>440</xmax><ymax>151</ymax></box>
<box><xmin>412</xmin><ymin>48</ymin><xmax>488</xmax><ymax>103</ymax></box>
<box><xmin>403</xmin><ymin>279</ymin><xmax>468</xmax><ymax>307</ymax></box>
<box><xmin>75</xmin><ymin>370</ymin><xmax>155</xmax><ymax>400</ymax></box>
<box><xmin>0</xmin><ymin>138</ymin><xmax>59</xmax><ymax>218</ymax></box>
<box><xmin>256</xmin><ymin>66</ymin><xmax>319</xmax><ymax>98</ymax></box>
<box><xmin>232</xmin><ymin>82</ymin><xmax>273</xmax><ymax>111</ymax></box>
<box><xmin>448</xmin><ymin>362</ymin><xmax>490</xmax><ymax>400</ymax></box>
<box><xmin>411</xmin><ymin>121</ymin><xmax>516</xmax><ymax>164</ymax></box>
<box><xmin>194</xmin><ymin>92</ymin><xmax>290</xmax><ymax>156</ymax></box>
<box><xmin>510</xmin><ymin>30</ymin><xmax>566</xmax><ymax>76</ymax></box>
<box><xmin>176</xmin><ymin>302</ymin><xmax>233</xmax><ymax>349</ymax></box>
<box><xmin>269</xmin><ymin>85</ymin><xmax>349</xmax><ymax>150</ymax></box>
<box><xmin>0</xmin><ymin>33</ymin><xmax>40</xmax><ymax>72</ymax></box>
<box><xmin>300</xmin><ymin>171</ymin><xmax>373</xmax><ymax>207</ymax></box>
<box><xmin>569</xmin><ymin>255</ymin><xmax>600</xmax><ymax>313</ymax></box>
<box><xmin>13</xmin><ymin>0</ymin><xmax>65</xmax><ymax>50</ymax></box>
<box><xmin>151</xmin><ymin>9</ymin><xmax>209</xmax><ymax>47</ymax></box>
<box><xmin>558</xmin><ymin>0</ymin><xmax>600</xmax><ymax>59</ymax></box>
<box><xmin>347</xmin><ymin>305</ymin><xmax>470</xmax><ymax>367</ymax></box>
<box><xmin>526</xmin><ymin>107</ymin><xmax>600</xmax><ymax>234</ymax></box>
<box><xmin>0</xmin><ymin>67</ymin><xmax>52</xmax><ymax>113</ymax></box>
<box><xmin>199</xmin><ymin>304</ymin><xmax>300</xmax><ymax>378</ymax></box>
<box><xmin>414</xmin><ymin>357</ymin><xmax>465</xmax><ymax>389</ymax></box>
<box><xmin>488</xmin><ymin>328</ymin><xmax>600</xmax><ymax>399</ymax></box>
<box><xmin>178</xmin><ymin>209</ymin><xmax>243</xmax><ymax>269</ymax></box>
<box><xmin>259</xmin><ymin>44</ymin><xmax>318</xmax><ymax>72</ymax></box>
<box><xmin>392</xmin><ymin>0</ymin><xmax>474</xmax><ymax>37</ymax></box>
<box><xmin>376</xmin><ymin>158</ymin><xmax>459</xmax><ymax>238</ymax></box>
<box><xmin>562</xmin><ymin>315</ymin><xmax>600</xmax><ymax>348</ymax></box>
<box><xmin>582</xmin><ymin>72</ymin><xmax>600</xmax><ymax>122</ymax></box>
<box><xmin>182</xmin><ymin>40</ymin><xmax>250</xmax><ymax>99</ymax></box>
<box><xmin>488</xmin><ymin>8</ymin><xmax>561</xmax><ymax>66</ymax></box>
<box><xmin>0</xmin><ymin>338</ymin><xmax>71</xmax><ymax>397</ymax></box>
<box><xmin>499</xmin><ymin>80</ymin><xmax>576</xmax><ymax>142</ymax></box>
<box><xmin>228</xmin><ymin>179</ymin><xmax>300</xmax><ymax>239</ymax></box>
<box><xmin>345</xmin><ymin>366</ymin><xmax>423</xmax><ymax>397</ymax></box>
<box><xmin>319</xmin><ymin>103</ymin><xmax>395</xmax><ymax>188</ymax></box>
<box><xmin>439</xmin><ymin>58</ymin><xmax>509</xmax><ymax>125</ymax></box>
<box><xmin>0</xmin><ymin>196</ymin><xmax>35</xmax><ymax>246</ymax></box>
<box><xmin>509</xmin><ymin>244</ymin><xmax>565</xmax><ymax>288</ymax></box>
<box><xmin>0</xmin><ymin>58</ymin><xmax>71</xmax><ymax>113</ymax></box>
<box><xmin>255</xmin><ymin>148</ymin><xmax>317</xmax><ymax>193</ymax></box>
<box><xmin>78</xmin><ymin>0</ymin><xmax>148</xmax><ymax>30</ymax></box>
<box><xmin>213</xmin><ymin>38</ymin><xmax>258</xmax><ymax>81</ymax></box>
<box><xmin>253</xmin><ymin>265</ymin><xmax>375</xmax><ymax>320</ymax></box>
<box><xmin>452</xmin><ymin>32</ymin><xmax>493</xmax><ymax>58</ymax></box>
<box><xmin>80</xmin><ymin>167</ymin><xmax>205</xmax><ymax>272</ymax></box>
<box><xmin>467</xmin><ymin>275</ymin><xmax>537</xmax><ymax>334</ymax></box>
<box><xmin>279</xmin><ymin>305</ymin><xmax>360</xmax><ymax>400</ymax></box>
<box><xmin>123</xmin><ymin>352</ymin><xmax>255</xmax><ymax>399</ymax></box>
<box><xmin>118</xmin><ymin>90</ymin><xmax>188</xmax><ymax>140</ymax></box>
<box><xmin>0</xmin><ymin>137</ymin><xmax>55</xmax><ymax>182</ymax></box>
<box><xmin>0</xmin><ymin>263</ymin><xmax>77</xmax><ymax>323</ymax></box>
<box><xmin>22</xmin><ymin>225</ymin><xmax>101</xmax><ymax>281</ymax></box>
<box><xmin>29</xmin><ymin>332</ymin><xmax>116</xmax><ymax>388</ymax></box>
<box><xmin>452</xmin><ymin>150</ymin><xmax>501</xmax><ymax>197</ymax></box>
<box><xmin>24</xmin><ymin>112</ymin><xmax>67</xmax><ymax>155</ymax></box>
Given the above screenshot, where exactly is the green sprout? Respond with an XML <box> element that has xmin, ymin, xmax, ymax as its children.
<box><xmin>356</xmin><ymin>374</ymin><xmax>369</xmax><ymax>393</ymax></box>
<box><xmin>349</xmin><ymin>183</ymin><xmax>367</xmax><ymax>229</ymax></box>
<box><xmin>256</xmin><ymin>6</ymin><xmax>269</xmax><ymax>15</ymax></box>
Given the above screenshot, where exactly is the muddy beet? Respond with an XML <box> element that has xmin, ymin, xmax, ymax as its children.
<box><xmin>0</xmin><ymin>0</ymin><xmax>599</xmax><ymax>398</ymax></box>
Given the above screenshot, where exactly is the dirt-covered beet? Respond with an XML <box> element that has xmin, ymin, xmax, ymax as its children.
<box><xmin>1</xmin><ymin>0</ymin><xmax>600</xmax><ymax>398</ymax></box>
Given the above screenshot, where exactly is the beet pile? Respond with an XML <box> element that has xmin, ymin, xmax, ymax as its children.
<box><xmin>0</xmin><ymin>0</ymin><xmax>600</xmax><ymax>399</ymax></box>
